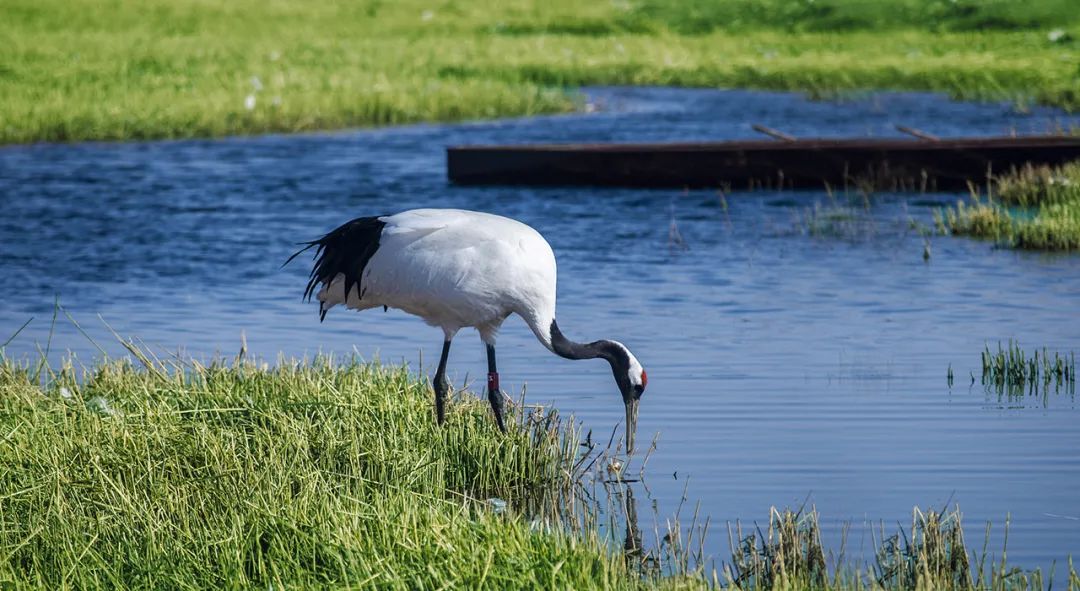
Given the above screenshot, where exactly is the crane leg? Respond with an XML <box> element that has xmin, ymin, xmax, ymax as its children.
<box><xmin>486</xmin><ymin>343</ymin><xmax>506</xmax><ymax>433</ymax></box>
<box><xmin>433</xmin><ymin>339</ymin><xmax>452</xmax><ymax>425</ymax></box>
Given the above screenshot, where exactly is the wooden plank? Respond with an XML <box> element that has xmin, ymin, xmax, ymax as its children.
<box><xmin>894</xmin><ymin>125</ymin><xmax>940</xmax><ymax>141</ymax></box>
<box><xmin>447</xmin><ymin>135</ymin><xmax>1080</xmax><ymax>190</ymax></box>
<box><xmin>751</xmin><ymin>124</ymin><xmax>797</xmax><ymax>142</ymax></box>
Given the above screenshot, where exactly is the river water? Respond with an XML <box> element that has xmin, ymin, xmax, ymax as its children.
<box><xmin>2</xmin><ymin>87</ymin><xmax>1079</xmax><ymax>572</ymax></box>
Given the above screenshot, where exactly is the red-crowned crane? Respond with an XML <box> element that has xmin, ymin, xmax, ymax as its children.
<box><xmin>287</xmin><ymin>209</ymin><xmax>647</xmax><ymax>451</ymax></box>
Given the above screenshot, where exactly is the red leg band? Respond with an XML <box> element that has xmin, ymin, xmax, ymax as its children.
<box><xmin>487</xmin><ymin>372</ymin><xmax>499</xmax><ymax>393</ymax></box>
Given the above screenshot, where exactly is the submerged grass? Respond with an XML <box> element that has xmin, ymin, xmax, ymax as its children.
<box><xmin>981</xmin><ymin>341</ymin><xmax>1076</xmax><ymax>396</ymax></box>
<box><xmin>2</xmin><ymin>0</ymin><xmax>1079</xmax><ymax>143</ymax></box>
<box><xmin>938</xmin><ymin>161</ymin><xmax>1080</xmax><ymax>251</ymax></box>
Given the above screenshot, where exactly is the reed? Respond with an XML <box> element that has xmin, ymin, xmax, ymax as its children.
<box><xmin>873</xmin><ymin>507</ymin><xmax>971</xmax><ymax>589</ymax></box>
<box><xmin>981</xmin><ymin>341</ymin><xmax>1076</xmax><ymax>396</ymax></box>
<box><xmin>725</xmin><ymin>505</ymin><xmax>1079</xmax><ymax>590</ymax></box>
<box><xmin>727</xmin><ymin>507</ymin><xmax>828</xmax><ymax>588</ymax></box>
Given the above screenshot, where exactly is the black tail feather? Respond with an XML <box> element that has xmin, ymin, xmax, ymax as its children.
<box><xmin>282</xmin><ymin>242</ymin><xmax>318</xmax><ymax>268</ymax></box>
<box><xmin>285</xmin><ymin>216</ymin><xmax>387</xmax><ymax>320</ymax></box>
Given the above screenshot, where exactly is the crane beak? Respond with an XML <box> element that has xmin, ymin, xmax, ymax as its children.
<box><xmin>624</xmin><ymin>397</ymin><xmax>639</xmax><ymax>455</ymax></box>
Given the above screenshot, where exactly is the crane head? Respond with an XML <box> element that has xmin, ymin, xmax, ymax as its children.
<box><xmin>606</xmin><ymin>341</ymin><xmax>646</xmax><ymax>455</ymax></box>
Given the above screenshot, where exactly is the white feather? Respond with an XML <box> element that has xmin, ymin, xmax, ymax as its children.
<box><xmin>609</xmin><ymin>341</ymin><xmax>644</xmax><ymax>387</ymax></box>
<box><xmin>317</xmin><ymin>209</ymin><xmax>557</xmax><ymax>344</ymax></box>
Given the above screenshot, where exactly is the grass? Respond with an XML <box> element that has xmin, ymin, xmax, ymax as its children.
<box><xmin>937</xmin><ymin>161</ymin><xmax>1080</xmax><ymax>250</ymax></box>
<box><xmin>0</xmin><ymin>354</ymin><xmax>671</xmax><ymax>589</ymax></box>
<box><xmin>627</xmin><ymin>0</ymin><xmax>1080</xmax><ymax>34</ymax></box>
<box><xmin>995</xmin><ymin>161</ymin><xmax>1080</xmax><ymax>207</ymax></box>
<box><xmin>2</xmin><ymin>0</ymin><xmax>1079</xmax><ymax>143</ymax></box>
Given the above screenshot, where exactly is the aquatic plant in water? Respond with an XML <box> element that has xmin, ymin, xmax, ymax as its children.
<box><xmin>725</xmin><ymin>505</ymin><xmax>1079</xmax><ymax>590</ymax></box>
<box><xmin>981</xmin><ymin>340</ymin><xmax>1076</xmax><ymax>397</ymax></box>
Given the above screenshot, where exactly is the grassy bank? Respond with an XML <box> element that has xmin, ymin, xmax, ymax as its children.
<box><xmin>0</xmin><ymin>357</ymin><xmax>664</xmax><ymax>589</ymax></box>
<box><xmin>1</xmin><ymin>0</ymin><xmax>1078</xmax><ymax>144</ymax></box>
<box><xmin>938</xmin><ymin>160</ymin><xmax>1080</xmax><ymax>250</ymax></box>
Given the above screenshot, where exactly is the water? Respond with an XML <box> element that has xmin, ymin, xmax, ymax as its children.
<box><xmin>2</xmin><ymin>88</ymin><xmax>1079</xmax><ymax>572</ymax></box>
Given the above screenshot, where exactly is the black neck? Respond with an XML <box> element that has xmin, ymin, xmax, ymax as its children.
<box><xmin>549</xmin><ymin>319</ymin><xmax>616</xmax><ymax>362</ymax></box>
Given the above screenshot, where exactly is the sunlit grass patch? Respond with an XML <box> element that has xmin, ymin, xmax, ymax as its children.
<box><xmin>1</xmin><ymin>0</ymin><xmax>1079</xmax><ymax>143</ymax></box>
<box><xmin>937</xmin><ymin>196</ymin><xmax>1014</xmax><ymax>242</ymax></box>
<box><xmin>0</xmin><ymin>355</ymin><xmax>658</xmax><ymax>589</ymax></box>
<box><xmin>938</xmin><ymin>161</ymin><xmax>1080</xmax><ymax>251</ymax></box>
<box><xmin>1014</xmin><ymin>202</ymin><xmax>1080</xmax><ymax>250</ymax></box>
<box><xmin>995</xmin><ymin>161</ymin><xmax>1080</xmax><ymax>206</ymax></box>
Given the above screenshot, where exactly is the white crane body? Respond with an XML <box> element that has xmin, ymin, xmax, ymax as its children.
<box><xmin>289</xmin><ymin>208</ymin><xmax>646</xmax><ymax>451</ymax></box>
<box><xmin>318</xmin><ymin>209</ymin><xmax>556</xmax><ymax>345</ymax></box>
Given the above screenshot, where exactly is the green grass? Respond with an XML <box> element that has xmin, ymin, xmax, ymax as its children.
<box><xmin>995</xmin><ymin>161</ymin><xmax>1080</xmax><ymax>207</ymax></box>
<box><xmin>628</xmin><ymin>0</ymin><xmax>1080</xmax><ymax>34</ymax></box>
<box><xmin>938</xmin><ymin>161</ymin><xmax>1080</xmax><ymax>250</ymax></box>
<box><xmin>0</xmin><ymin>356</ymin><xmax>676</xmax><ymax>589</ymax></box>
<box><xmin>1</xmin><ymin>0</ymin><xmax>1079</xmax><ymax>143</ymax></box>
<box><xmin>938</xmin><ymin>196</ymin><xmax>1017</xmax><ymax>243</ymax></box>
